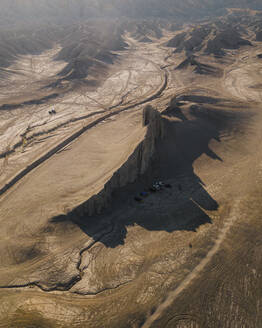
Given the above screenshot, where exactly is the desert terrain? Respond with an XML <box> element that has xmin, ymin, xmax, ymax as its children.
<box><xmin>0</xmin><ymin>6</ymin><xmax>262</xmax><ymax>328</ymax></box>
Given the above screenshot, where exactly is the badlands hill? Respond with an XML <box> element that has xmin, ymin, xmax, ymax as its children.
<box><xmin>0</xmin><ymin>5</ymin><xmax>262</xmax><ymax>328</ymax></box>
<box><xmin>0</xmin><ymin>0</ymin><xmax>262</xmax><ymax>27</ymax></box>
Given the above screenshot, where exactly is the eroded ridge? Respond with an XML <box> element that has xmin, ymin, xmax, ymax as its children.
<box><xmin>1</xmin><ymin>8</ymin><xmax>262</xmax><ymax>328</ymax></box>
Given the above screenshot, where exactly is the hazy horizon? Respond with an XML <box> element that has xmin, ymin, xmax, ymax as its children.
<box><xmin>0</xmin><ymin>0</ymin><xmax>262</xmax><ymax>28</ymax></box>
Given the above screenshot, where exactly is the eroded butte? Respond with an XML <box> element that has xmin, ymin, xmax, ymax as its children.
<box><xmin>1</xmin><ymin>9</ymin><xmax>262</xmax><ymax>328</ymax></box>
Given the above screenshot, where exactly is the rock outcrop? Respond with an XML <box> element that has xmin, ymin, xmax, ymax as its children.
<box><xmin>69</xmin><ymin>105</ymin><xmax>164</xmax><ymax>218</ymax></box>
<box><xmin>175</xmin><ymin>55</ymin><xmax>220</xmax><ymax>75</ymax></box>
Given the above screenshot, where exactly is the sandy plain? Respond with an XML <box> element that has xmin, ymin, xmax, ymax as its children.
<box><xmin>0</xmin><ymin>21</ymin><xmax>262</xmax><ymax>328</ymax></box>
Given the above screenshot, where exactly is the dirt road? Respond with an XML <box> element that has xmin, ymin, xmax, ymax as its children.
<box><xmin>1</xmin><ymin>28</ymin><xmax>262</xmax><ymax>328</ymax></box>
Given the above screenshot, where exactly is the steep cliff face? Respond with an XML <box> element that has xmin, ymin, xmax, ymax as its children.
<box><xmin>71</xmin><ymin>105</ymin><xmax>164</xmax><ymax>217</ymax></box>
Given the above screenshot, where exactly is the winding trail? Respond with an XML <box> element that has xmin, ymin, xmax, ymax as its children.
<box><xmin>0</xmin><ymin>59</ymin><xmax>168</xmax><ymax>199</ymax></box>
<box><xmin>141</xmin><ymin>44</ymin><xmax>262</xmax><ymax>328</ymax></box>
<box><xmin>0</xmin><ymin>37</ymin><xmax>170</xmax><ymax>295</ymax></box>
<box><xmin>142</xmin><ymin>199</ymin><xmax>241</xmax><ymax>328</ymax></box>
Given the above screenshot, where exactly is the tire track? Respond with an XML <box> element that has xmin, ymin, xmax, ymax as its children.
<box><xmin>141</xmin><ymin>199</ymin><xmax>241</xmax><ymax>328</ymax></box>
<box><xmin>0</xmin><ymin>62</ymin><xmax>167</xmax><ymax>198</ymax></box>
<box><xmin>0</xmin><ymin>38</ymin><xmax>168</xmax><ymax>294</ymax></box>
<box><xmin>0</xmin><ymin>109</ymin><xmax>106</xmax><ymax>160</ymax></box>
